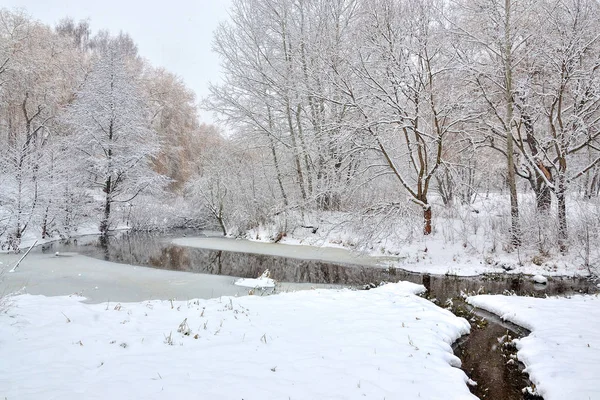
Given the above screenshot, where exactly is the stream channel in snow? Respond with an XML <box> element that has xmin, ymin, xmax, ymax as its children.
<box><xmin>25</xmin><ymin>231</ymin><xmax>599</xmax><ymax>399</ymax></box>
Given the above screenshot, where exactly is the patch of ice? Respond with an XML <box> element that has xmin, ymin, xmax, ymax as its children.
<box><xmin>173</xmin><ymin>236</ymin><xmax>390</xmax><ymax>267</ymax></box>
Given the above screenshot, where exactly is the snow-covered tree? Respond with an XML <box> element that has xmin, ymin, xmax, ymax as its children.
<box><xmin>450</xmin><ymin>0</ymin><xmax>542</xmax><ymax>246</ymax></box>
<box><xmin>0</xmin><ymin>9</ymin><xmax>82</xmax><ymax>248</ymax></box>
<box><xmin>519</xmin><ymin>0</ymin><xmax>600</xmax><ymax>250</ymax></box>
<box><xmin>339</xmin><ymin>0</ymin><xmax>471</xmax><ymax>235</ymax></box>
<box><xmin>207</xmin><ymin>0</ymin><xmax>363</xmax><ymax>217</ymax></box>
<box><xmin>64</xmin><ymin>39</ymin><xmax>166</xmax><ymax>236</ymax></box>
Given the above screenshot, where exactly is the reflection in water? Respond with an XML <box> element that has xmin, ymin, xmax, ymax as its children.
<box><xmin>42</xmin><ymin>232</ymin><xmax>595</xmax><ymax>299</ymax></box>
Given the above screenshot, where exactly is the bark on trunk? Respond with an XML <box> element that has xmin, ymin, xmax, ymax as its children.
<box><xmin>556</xmin><ymin>177</ymin><xmax>568</xmax><ymax>253</ymax></box>
<box><xmin>218</xmin><ymin>218</ymin><xmax>227</xmax><ymax>237</ymax></box>
<box><xmin>504</xmin><ymin>0</ymin><xmax>520</xmax><ymax>247</ymax></box>
<box><xmin>100</xmin><ymin>176</ymin><xmax>111</xmax><ymax>236</ymax></box>
<box><xmin>99</xmin><ymin>234</ymin><xmax>110</xmax><ymax>260</ymax></box>
<box><xmin>423</xmin><ymin>206</ymin><xmax>432</xmax><ymax>235</ymax></box>
<box><xmin>267</xmin><ymin>111</ymin><xmax>289</xmax><ymax>207</ymax></box>
<box><xmin>535</xmin><ymin>184</ymin><xmax>552</xmax><ymax>213</ymax></box>
<box><xmin>529</xmin><ymin>172</ymin><xmax>551</xmax><ymax>213</ymax></box>
<box><xmin>42</xmin><ymin>215</ymin><xmax>48</xmax><ymax>239</ymax></box>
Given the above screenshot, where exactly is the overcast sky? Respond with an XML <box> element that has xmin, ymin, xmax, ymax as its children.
<box><xmin>4</xmin><ymin>0</ymin><xmax>231</xmax><ymax>123</ymax></box>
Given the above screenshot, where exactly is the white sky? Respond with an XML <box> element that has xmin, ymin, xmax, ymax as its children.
<box><xmin>4</xmin><ymin>0</ymin><xmax>231</xmax><ymax>123</ymax></box>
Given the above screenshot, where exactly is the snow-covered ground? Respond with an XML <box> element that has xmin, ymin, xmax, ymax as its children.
<box><xmin>467</xmin><ymin>294</ymin><xmax>600</xmax><ymax>400</ymax></box>
<box><xmin>1</xmin><ymin>282</ymin><xmax>476</xmax><ymax>400</ymax></box>
<box><xmin>240</xmin><ymin>194</ymin><xmax>599</xmax><ymax>278</ymax></box>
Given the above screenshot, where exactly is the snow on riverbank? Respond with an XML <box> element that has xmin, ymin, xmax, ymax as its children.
<box><xmin>0</xmin><ymin>224</ymin><xmax>132</xmax><ymax>254</ymax></box>
<box><xmin>1</xmin><ymin>282</ymin><xmax>476</xmax><ymax>400</ymax></box>
<box><xmin>240</xmin><ymin>195</ymin><xmax>598</xmax><ymax>278</ymax></box>
<box><xmin>174</xmin><ymin>235</ymin><xmax>586</xmax><ymax>278</ymax></box>
<box><xmin>467</xmin><ymin>294</ymin><xmax>600</xmax><ymax>400</ymax></box>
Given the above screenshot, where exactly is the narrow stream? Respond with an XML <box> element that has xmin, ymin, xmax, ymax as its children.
<box><xmin>40</xmin><ymin>232</ymin><xmax>597</xmax><ymax>400</ymax></box>
<box><xmin>450</xmin><ymin>300</ymin><xmax>542</xmax><ymax>400</ymax></box>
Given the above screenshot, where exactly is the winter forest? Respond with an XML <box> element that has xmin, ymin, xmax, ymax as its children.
<box><xmin>2</xmin><ymin>1</ymin><xmax>600</xmax><ymax>399</ymax></box>
<box><xmin>3</xmin><ymin>0</ymin><xmax>600</xmax><ymax>272</ymax></box>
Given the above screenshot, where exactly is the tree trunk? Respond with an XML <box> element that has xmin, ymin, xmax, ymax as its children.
<box><xmin>217</xmin><ymin>218</ymin><xmax>227</xmax><ymax>237</ymax></box>
<box><xmin>556</xmin><ymin>176</ymin><xmax>568</xmax><ymax>253</ymax></box>
<box><xmin>529</xmin><ymin>173</ymin><xmax>551</xmax><ymax>213</ymax></box>
<box><xmin>100</xmin><ymin>176</ymin><xmax>112</xmax><ymax>236</ymax></box>
<box><xmin>504</xmin><ymin>0</ymin><xmax>520</xmax><ymax>247</ymax></box>
<box><xmin>295</xmin><ymin>104</ymin><xmax>313</xmax><ymax>197</ymax></box>
<box><xmin>423</xmin><ymin>205</ymin><xmax>432</xmax><ymax>235</ymax></box>
<box><xmin>281</xmin><ymin>24</ymin><xmax>306</xmax><ymax>203</ymax></box>
<box><xmin>16</xmin><ymin>177</ymin><xmax>23</xmax><ymax>241</ymax></box>
<box><xmin>42</xmin><ymin>210</ymin><xmax>48</xmax><ymax>239</ymax></box>
<box><xmin>268</xmin><ymin>133</ymin><xmax>288</xmax><ymax>207</ymax></box>
<box><xmin>286</xmin><ymin>102</ymin><xmax>307</xmax><ymax>202</ymax></box>
<box><xmin>99</xmin><ymin>234</ymin><xmax>110</xmax><ymax>260</ymax></box>
<box><xmin>217</xmin><ymin>214</ymin><xmax>227</xmax><ymax>236</ymax></box>
<box><xmin>436</xmin><ymin>168</ymin><xmax>453</xmax><ymax>206</ymax></box>
<box><xmin>421</xmin><ymin>193</ymin><xmax>432</xmax><ymax>235</ymax></box>
<box><xmin>535</xmin><ymin>184</ymin><xmax>552</xmax><ymax>213</ymax></box>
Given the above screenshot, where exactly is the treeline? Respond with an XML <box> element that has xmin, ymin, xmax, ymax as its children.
<box><xmin>0</xmin><ymin>10</ymin><xmax>218</xmax><ymax>248</ymax></box>
<box><xmin>205</xmin><ymin>0</ymin><xmax>600</xmax><ymax>253</ymax></box>
<box><xmin>2</xmin><ymin>1</ymin><xmax>600</xmax><ymax>259</ymax></box>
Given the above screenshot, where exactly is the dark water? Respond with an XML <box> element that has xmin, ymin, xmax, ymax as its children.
<box><xmin>40</xmin><ymin>232</ymin><xmax>597</xmax><ymax>400</ymax></box>
<box><xmin>451</xmin><ymin>302</ymin><xmax>542</xmax><ymax>400</ymax></box>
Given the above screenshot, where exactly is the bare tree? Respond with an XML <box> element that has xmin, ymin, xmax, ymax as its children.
<box><xmin>517</xmin><ymin>0</ymin><xmax>600</xmax><ymax>251</ymax></box>
<box><xmin>450</xmin><ymin>0</ymin><xmax>540</xmax><ymax>246</ymax></box>
<box><xmin>338</xmin><ymin>0</ymin><xmax>471</xmax><ymax>234</ymax></box>
<box><xmin>143</xmin><ymin>67</ymin><xmax>203</xmax><ymax>191</ymax></box>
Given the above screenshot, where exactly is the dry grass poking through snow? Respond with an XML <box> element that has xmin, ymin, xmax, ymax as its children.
<box><xmin>0</xmin><ymin>282</ymin><xmax>478</xmax><ymax>400</ymax></box>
